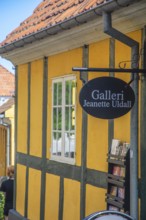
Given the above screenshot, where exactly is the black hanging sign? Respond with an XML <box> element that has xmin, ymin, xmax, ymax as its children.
<box><xmin>79</xmin><ymin>77</ymin><xmax>135</xmax><ymax>119</ymax></box>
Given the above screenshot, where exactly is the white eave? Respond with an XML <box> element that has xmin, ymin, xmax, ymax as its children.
<box><xmin>0</xmin><ymin>0</ymin><xmax>145</xmax><ymax>65</ymax></box>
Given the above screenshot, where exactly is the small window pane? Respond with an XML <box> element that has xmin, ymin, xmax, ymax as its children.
<box><xmin>65</xmin><ymin>107</ymin><xmax>69</xmax><ymax>131</ymax></box>
<box><xmin>52</xmin><ymin>132</ymin><xmax>62</xmax><ymax>155</ymax></box>
<box><xmin>57</xmin><ymin>132</ymin><xmax>62</xmax><ymax>155</ymax></box>
<box><xmin>58</xmin><ymin>108</ymin><xmax>62</xmax><ymax>130</ymax></box>
<box><xmin>53</xmin><ymin>108</ymin><xmax>57</xmax><ymax>130</ymax></box>
<box><xmin>65</xmin><ymin>107</ymin><xmax>75</xmax><ymax>131</ymax></box>
<box><xmin>65</xmin><ymin>80</ymin><xmax>70</xmax><ymax>105</ymax></box>
<box><xmin>58</xmin><ymin>82</ymin><xmax>62</xmax><ymax>105</ymax></box>
<box><xmin>53</xmin><ymin>83</ymin><xmax>58</xmax><ymax>106</ymax></box>
<box><xmin>70</xmin><ymin>107</ymin><xmax>75</xmax><ymax>130</ymax></box>
<box><xmin>71</xmin><ymin>80</ymin><xmax>76</xmax><ymax>105</ymax></box>
<box><xmin>52</xmin><ymin>132</ymin><xmax>57</xmax><ymax>155</ymax></box>
<box><xmin>64</xmin><ymin>133</ymin><xmax>75</xmax><ymax>158</ymax></box>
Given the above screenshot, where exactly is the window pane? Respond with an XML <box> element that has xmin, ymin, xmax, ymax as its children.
<box><xmin>64</xmin><ymin>133</ymin><xmax>70</xmax><ymax>157</ymax></box>
<box><xmin>65</xmin><ymin>80</ymin><xmax>70</xmax><ymax>105</ymax></box>
<box><xmin>65</xmin><ymin>107</ymin><xmax>69</xmax><ymax>131</ymax></box>
<box><xmin>69</xmin><ymin>133</ymin><xmax>75</xmax><ymax>158</ymax></box>
<box><xmin>64</xmin><ymin>133</ymin><xmax>75</xmax><ymax>158</ymax></box>
<box><xmin>53</xmin><ymin>108</ymin><xmax>62</xmax><ymax>131</ymax></box>
<box><xmin>65</xmin><ymin>80</ymin><xmax>76</xmax><ymax>105</ymax></box>
<box><xmin>58</xmin><ymin>82</ymin><xmax>62</xmax><ymax>105</ymax></box>
<box><xmin>65</xmin><ymin>107</ymin><xmax>75</xmax><ymax>131</ymax></box>
<box><xmin>53</xmin><ymin>83</ymin><xmax>57</xmax><ymax>106</ymax></box>
<box><xmin>57</xmin><ymin>132</ymin><xmax>62</xmax><ymax>155</ymax></box>
<box><xmin>58</xmin><ymin>107</ymin><xmax>62</xmax><ymax>130</ymax></box>
<box><xmin>71</xmin><ymin>80</ymin><xmax>76</xmax><ymax>105</ymax></box>
<box><xmin>52</xmin><ymin>132</ymin><xmax>62</xmax><ymax>155</ymax></box>
<box><xmin>52</xmin><ymin>132</ymin><xmax>57</xmax><ymax>155</ymax></box>
<box><xmin>70</xmin><ymin>107</ymin><xmax>75</xmax><ymax>130</ymax></box>
<box><xmin>53</xmin><ymin>108</ymin><xmax>57</xmax><ymax>130</ymax></box>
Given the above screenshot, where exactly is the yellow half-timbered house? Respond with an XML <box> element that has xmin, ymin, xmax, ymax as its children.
<box><xmin>0</xmin><ymin>0</ymin><xmax>146</xmax><ymax>220</ymax></box>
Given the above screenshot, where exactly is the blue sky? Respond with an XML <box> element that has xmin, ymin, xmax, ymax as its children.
<box><xmin>0</xmin><ymin>0</ymin><xmax>41</xmax><ymax>73</ymax></box>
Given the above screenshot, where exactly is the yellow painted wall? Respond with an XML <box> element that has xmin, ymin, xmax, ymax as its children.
<box><xmin>63</xmin><ymin>178</ymin><xmax>80</xmax><ymax>220</ymax></box>
<box><xmin>17</xmin><ymin>64</ymin><xmax>28</xmax><ymax>154</ymax></box>
<box><xmin>86</xmin><ymin>184</ymin><xmax>106</xmax><ymax>216</ymax></box>
<box><xmin>47</xmin><ymin>48</ymin><xmax>83</xmax><ymax>165</ymax></box>
<box><xmin>0</xmin><ymin>126</ymin><xmax>6</xmax><ymax>176</ymax></box>
<box><xmin>30</xmin><ymin>60</ymin><xmax>43</xmax><ymax>157</ymax></box>
<box><xmin>28</xmin><ymin>168</ymin><xmax>41</xmax><ymax>220</ymax></box>
<box><xmin>45</xmin><ymin>174</ymin><xmax>60</xmax><ymax>220</ymax></box>
<box><xmin>87</xmin><ymin>39</ymin><xmax>109</xmax><ymax>171</ymax></box>
<box><xmin>16</xmin><ymin>164</ymin><xmax>26</xmax><ymax>216</ymax></box>
<box><xmin>86</xmin><ymin>31</ymin><xmax>141</xmax><ymax>171</ymax></box>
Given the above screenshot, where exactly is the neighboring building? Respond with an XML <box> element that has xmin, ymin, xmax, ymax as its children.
<box><xmin>0</xmin><ymin>65</ymin><xmax>15</xmax><ymax>176</ymax></box>
<box><xmin>0</xmin><ymin>0</ymin><xmax>146</xmax><ymax>220</ymax></box>
<box><xmin>0</xmin><ymin>65</ymin><xmax>14</xmax><ymax>106</ymax></box>
<box><xmin>0</xmin><ymin>98</ymin><xmax>15</xmax><ymax>176</ymax></box>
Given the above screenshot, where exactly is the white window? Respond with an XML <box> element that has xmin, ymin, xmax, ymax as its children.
<box><xmin>51</xmin><ymin>76</ymin><xmax>76</xmax><ymax>164</ymax></box>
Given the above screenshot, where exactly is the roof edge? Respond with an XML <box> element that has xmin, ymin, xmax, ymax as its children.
<box><xmin>0</xmin><ymin>0</ymin><xmax>139</xmax><ymax>55</ymax></box>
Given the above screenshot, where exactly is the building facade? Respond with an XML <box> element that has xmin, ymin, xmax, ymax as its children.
<box><xmin>0</xmin><ymin>65</ymin><xmax>15</xmax><ymax>176</ymax></box>
<box><xmin>0</xmin><ymin>0</ymin><xmax>146</xmax><ymax>220</ymax></box>
<box><xmin>0</xmin><ymin>65</ymin><xmax>14</xmax><ymax>106</ymax></box>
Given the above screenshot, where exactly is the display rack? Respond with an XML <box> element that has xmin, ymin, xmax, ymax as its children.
<box><xmin>106</xmin><ymin>140</ymin><xmax>130</xmax><ymax>213</ymax></box>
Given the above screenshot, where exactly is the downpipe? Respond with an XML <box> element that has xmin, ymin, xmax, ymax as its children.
<box><xmin>103</xmin><ymin>12</ymin><xmax>139</xmax><ymax>219</ymax></box>
<box><xmin>6</xmin><ymin>124</ymin><xmax>11</xmax><ymax>167</ymax></box>
<box><xmin>0</xmin><ymin>119</ymin><xmax>11</xmax><ymax>167</ymax></box>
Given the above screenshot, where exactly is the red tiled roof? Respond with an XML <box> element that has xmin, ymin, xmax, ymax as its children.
<box><xmin>1</xmin><ymin>0</ymin><xmax>107</xmax><ymax>46</ymax></box>
<box><xmin>0</xmin><ymin>65</ymin><xmax>15</xmax><ymax>96</ymax></box>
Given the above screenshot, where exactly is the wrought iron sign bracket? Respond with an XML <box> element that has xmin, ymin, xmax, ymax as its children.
<box><xmin>72</xmin><ymin>67</ymin><xmax>146</xmax><ymax>85</ymax></box>
<box><xmin>72</xmin><ymin>67</ymin><xmax>146</xmax><ymax>74</ymax></box>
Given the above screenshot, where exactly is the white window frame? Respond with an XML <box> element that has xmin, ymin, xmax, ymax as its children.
<box><xmin>51</xmin><ymin>75</ymin><xmax>76</xmax><ymax>164</ymax></box>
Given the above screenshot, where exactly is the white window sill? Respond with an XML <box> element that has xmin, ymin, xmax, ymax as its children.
<box><xmin>50</xmin><ymin>155</ymin><xmax>76</xmax><ymax>165</ymax></box>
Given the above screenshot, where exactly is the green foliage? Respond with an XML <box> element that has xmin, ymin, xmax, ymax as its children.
<box><xmin>0</xmin><ymin>192</ymin><xmax>5</xmax><ymax>220</ymax></box>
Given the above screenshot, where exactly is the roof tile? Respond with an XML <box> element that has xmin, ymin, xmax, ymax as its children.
<box><xmin>0</xmin><ymin>65</ymin><xmax>15</xmax><ymax>96</ymax></box>
<box><xmin>0</xmin><ymin>0</ymin><xmax>107</xmax><ymax>46</ymax></box>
